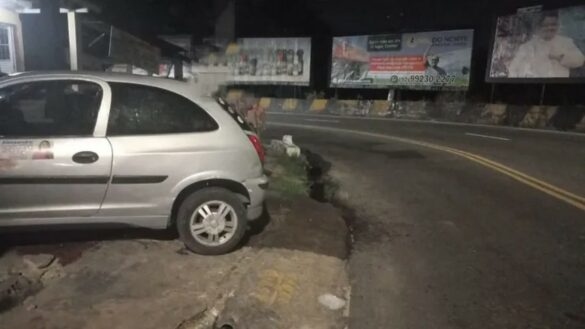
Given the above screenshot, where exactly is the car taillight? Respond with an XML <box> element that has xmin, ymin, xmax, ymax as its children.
<box><xmin>247</xmin><ymin>134</ymin><xmax>265</xmax><ymax>163</ymax></box>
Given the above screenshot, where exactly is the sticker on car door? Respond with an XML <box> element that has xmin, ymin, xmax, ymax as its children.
<box><xmin>0</xmin><ymin>140</ymin><xmax>32</xmax><ymax>170</ymax></box>
<box><xmin>31</xmin><ymin>140</ymin><xmax>54</xmax><ymax>160</ymax></box>
<box><xmin>0</xmin><ymin>140</ymin><xmax>33</xmax><ymax>160</ymax></box>
<box><xmin>0</xmin><ymin>140</ymin><xmax>55</xmax><ymax>170</ymax></box>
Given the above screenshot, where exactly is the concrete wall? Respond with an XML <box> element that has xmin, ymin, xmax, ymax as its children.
<box><xmin>226</xmin><ymin>90</ymin><xmax>585</xmax><ymax>133</ymax></box>
<box><xmin>0</xmin><ymin>8</ymin><xmax>25</xmax><ymax>72</ymax></box>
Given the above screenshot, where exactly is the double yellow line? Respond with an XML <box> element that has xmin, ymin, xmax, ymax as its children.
<box><xmin>402</xmin><ymin>138</ymin><xmax>585</xmax><ymax>211</ymax></box>
<box><xmin>270</xmin><ymin>123</ymin><xmax>585</xmax><ymax>212</ymax></box>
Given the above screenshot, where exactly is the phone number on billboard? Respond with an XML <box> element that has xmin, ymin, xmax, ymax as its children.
<box><xmin>390</xmin><ymin>75</ymin><xmax>457</xmax><ymax>84</ymax></box>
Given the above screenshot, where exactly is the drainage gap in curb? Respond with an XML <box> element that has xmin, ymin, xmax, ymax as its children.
<box><xmin>304</xmin><ymin>149</ymin><xmax>358</xmax><ymax>258</ymax></box>
<box><xmin>305</xmin><ymin>150</ymin><xmax>335</xmax><ymax>203</ymax></box>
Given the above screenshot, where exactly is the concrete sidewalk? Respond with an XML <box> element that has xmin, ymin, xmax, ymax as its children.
<box><xmin>0</xmin><ymin>153</ymin><xmax>349</xmax><ymax>329</ymax></box>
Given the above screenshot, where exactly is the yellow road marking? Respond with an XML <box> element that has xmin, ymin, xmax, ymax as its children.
<box><xmin>269</xmin><ymin>123</ymin><xmax>585</xmax><ymax>212</ymax></box>
<box><xmin>252</xmin><ymin>269</ymin><xmax>297</xmax><ymax>306</ymax></box>
<box><xmin>440</xmin><ymin>148</ymin><xmax>585</xmax><ymax>211</ymax></box>
<box><xmin>450</xmin><ymin>149</ymin><xmax>585</xmax><ymax>204</ymax></box>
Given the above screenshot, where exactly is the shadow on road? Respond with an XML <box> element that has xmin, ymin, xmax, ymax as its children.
<box><xmin>0</xmin><ymin>226</ymin><xmax>178</xmax><ymax>265</ymax></box>
<box><xmin>245</xmin><ymin>203</ymin><xmax>271</xmax><ymax>239</ymax></box>
<box><xmin>0</xmin><ymin>207</ymin><xmax>273</xmax><ymax>263</ymax></box>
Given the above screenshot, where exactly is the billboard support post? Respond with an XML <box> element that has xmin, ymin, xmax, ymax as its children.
<box><xmin>490</xmin><ymin>84</ymin><xmax>496</xmax><ymax>103</ymax></box>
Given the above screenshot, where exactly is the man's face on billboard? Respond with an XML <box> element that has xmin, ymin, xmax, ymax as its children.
<box><xmin>428</xmin><ymin>56</ymin><xmax>440</xmax><ymax>67</ymax></box>
<box><xmin>539</xmin><ymin>16</ymin><xmax>559</xmax><ymax>41</ymax></box>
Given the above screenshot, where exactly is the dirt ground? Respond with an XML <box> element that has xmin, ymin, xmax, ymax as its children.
<box><xmin>0</xmin><ymin>154</ymin><xmax>349</xmax><ymax>329</ymax></box>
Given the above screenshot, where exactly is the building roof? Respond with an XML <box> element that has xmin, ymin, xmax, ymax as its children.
<box><xmin>0</xmin><ymin>0</ymin><xmax>32</xmax><ymax>11</ymax></box>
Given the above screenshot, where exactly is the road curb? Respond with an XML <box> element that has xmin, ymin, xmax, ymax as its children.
<box><xmin>267</xmin><ymin>112</ymin><xmax>585</xmax><ymax>137</ymax></box>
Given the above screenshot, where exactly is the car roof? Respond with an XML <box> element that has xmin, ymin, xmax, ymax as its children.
<box><xmin>0</xmin><ymin>71</ymin><xmax>237</xmax><ymax>130</ymax></box>
<box><xmin>0</xmin><ymin>71</ymin><xmax>218</xmax><ymax>101</ymax></box>
<box><xmin>1</xmin><ymin>71</ymin><xmax>188</xmax><ymax>89</ymax></box>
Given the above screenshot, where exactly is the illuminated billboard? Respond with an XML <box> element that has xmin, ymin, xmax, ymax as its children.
<box><xmin>330</xmin><ymin>30</ymin><xmax>474</xmax><ymax>90</ymax></box>
<box><xmin>487</xmin><ymin>5</ymin><xmax>585</xmax><ymax>82</ymax></box>
<box><xmin>227</xmin><ymin>37</ymin><xmax>311</xmax><ymax>86</ymax></box>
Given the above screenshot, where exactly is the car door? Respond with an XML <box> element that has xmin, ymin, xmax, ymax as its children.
<box><xmin>0</xmin><ymin>78</ymin><xmax>113</xmax><ymax>220</ymax></box>
<box><xmin>98</xmin><ymin>82</ymin><xmax>219</xmax><ymax>218</ymax></box>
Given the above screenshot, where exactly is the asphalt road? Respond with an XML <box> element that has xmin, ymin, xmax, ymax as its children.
<box><xmin>268</xmin><ymin>113</ymin><xmax>585</xmax><ymax>197</ymax></box>
<box><xmin>265</xmin><ymin>113</ymin><xmax>585</xmax><ymax>329</ymax></box>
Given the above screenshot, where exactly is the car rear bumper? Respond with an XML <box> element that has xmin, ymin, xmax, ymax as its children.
<box><xmin>243</xmin><ymin>175</ymin><xmax>269</xmax><ymax>220</ymax></box>
<box><xmin>246</xmin><ymin>204</ymin><xmax>264</xmax><ymax>221</ymax></box>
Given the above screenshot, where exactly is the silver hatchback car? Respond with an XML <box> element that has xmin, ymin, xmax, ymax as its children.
<box><xmin>0</xmin><ymin>72</ymin><xmax>268</xmax><ymax>255</ymax></box>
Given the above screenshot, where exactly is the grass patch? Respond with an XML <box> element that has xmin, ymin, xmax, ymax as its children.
<box><xmin>266</xmin><ymin>154</ymin><xmax>309</xmax><ymax>197</ymax></box>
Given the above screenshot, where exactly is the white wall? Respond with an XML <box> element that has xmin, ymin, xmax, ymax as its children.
<box><xmin>0</xmin><ymin>7</ymin><xmax>24</xmax><ymax>72</ymax></box>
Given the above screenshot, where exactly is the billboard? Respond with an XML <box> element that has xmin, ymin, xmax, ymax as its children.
<box><xmin>487</xmin><ymin>5</ymin><xmax>585</xmax><ymax>82</ymax></box>
<box><xmin>330</xmin><ymin>30</ymin><xmax>474</xmax><ymax>90</ymax></box>
<box><xmin>227</xmin><ymin>38</ymin><xmax>311</xmax><ymax>86</ymax></box>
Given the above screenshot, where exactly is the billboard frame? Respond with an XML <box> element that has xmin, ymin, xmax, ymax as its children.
<box><xmin>485</xmin><ymin>7</ymin><xmax>585</xmax><ymax>84</ymax></box>
<box><xmin>227</xmin><ymin>37</ymin><xmax>312</xmax><ymax>87</ymax></box>
<box><xmin>329</xmin><ymin>29</ymin><xmax>475</xmax><ymax>91</ymax></box>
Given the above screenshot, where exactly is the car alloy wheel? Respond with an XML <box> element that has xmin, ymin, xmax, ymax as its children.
<box><xmin>189</xmin><ymin>200</ymin><xmax>238</xmax><ymax>246</ymax></box>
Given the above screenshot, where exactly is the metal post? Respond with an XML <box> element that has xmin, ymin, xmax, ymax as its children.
<box><xmin>490</xmin><ymin>84</ymin><xmax>496</xmax><ymax>103</ymax></box>
<box><xmin>540</xmin><ymin>84</ymin><xmax>546</xmax><ymax>105</ymax></box>
<box><xmin>173</xmin><ymin>57</ymin><xmax>183</xmax><ymax>80</ymax></box>
<box><xmin>67</xmin><ymin>11</ymin><xmax>78</xmax><ymax>70</ymax></box>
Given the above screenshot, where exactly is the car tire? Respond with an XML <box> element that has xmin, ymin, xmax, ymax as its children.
<box><xmin>177</xmin><ymin>187</ymin><xmax>248</xmax><ymax>255</ymax></box>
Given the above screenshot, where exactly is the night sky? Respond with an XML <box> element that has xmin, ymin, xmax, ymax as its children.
<box><xmin>95</xmin><ymin>0</ymin><xmax>585</xmax><ymax>102</ymax></box>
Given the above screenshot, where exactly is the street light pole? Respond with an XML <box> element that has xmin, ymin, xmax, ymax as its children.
<box><xmin>62</xmin><ymin>8</ymin><xmax>88</xmax><ymax>71</ymax></box>
<box><xmin>67</xmin><ymin>11</ymin><xmax>78</xmax><ymax>70</ymax></box>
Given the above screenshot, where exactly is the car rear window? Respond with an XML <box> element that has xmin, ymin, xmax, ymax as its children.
<box><xmin>216</xmin><ymin>98</ymin><xmax>252</xmax><ymax>132</ymax></box>
<box><xmin>107</xmin><ymin>83</ymin><xmax>218</xmax><ymax>136</ymax></box>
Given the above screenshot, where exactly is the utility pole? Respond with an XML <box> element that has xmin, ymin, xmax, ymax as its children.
<box><xmin>18</xmin><ymin>1</ymin><xmax>88</xmax><ymax>71</ymax></box>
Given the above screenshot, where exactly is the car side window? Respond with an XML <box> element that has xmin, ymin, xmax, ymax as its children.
<box><xmin>107</xmin><ymin>83</ymin><xmax>218</xmax><ymax>136</ymax></box>
<box><xmin>0</xmin><ymin>81</ymin><xmax>103</xmax><ymax>137</ymax></box>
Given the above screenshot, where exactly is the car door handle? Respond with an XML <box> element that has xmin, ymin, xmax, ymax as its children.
<box><xmin>72</xmin><ymin>151</ymin><xmax>99</xmax><ymax>164</ymax></box>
